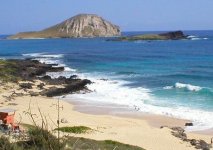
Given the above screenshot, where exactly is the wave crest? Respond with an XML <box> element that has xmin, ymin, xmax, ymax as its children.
<box><xmin>187</xmin><ymin>35</ymin><xmax>208</xmax><ymax>40</ymax></box>
<box><xmin>175</xmin><ymin>82</ymin><xmax>202</xmax><ymax>91</ymax></box>
<box><xmin>163</xmin><ymin>82</ymin><xmax>202</xmax><ymax>92</ymax></box>
<box><xmin>22</xmin><ymin>53</ymin><xmax>64</xmax><ymax>58</ymax></box>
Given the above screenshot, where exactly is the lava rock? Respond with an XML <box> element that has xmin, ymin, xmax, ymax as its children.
<box><xmin>185</xmin><ymin>122</ymin><xmax>193</xmax><ymax>126</ymax></box>
<box><xmin>198</xmin><ymin>140</ymin><xmax>211</xmax><ymax>150</ymax></box>
<box><xmin>170</xmin><ymin>127</ymin><xmax>185</xmax><ymax>133</ymax></box>
<box><xmin>37</xmin><ymin>83</ymin><xmax>45</xmax><ymax>89</ymax></box>
<box><xmin>190</xmin><ymin>139</ymin><xmax>198</xmax><ymax>146</ymax></box>
<box><xmin>29</xmin><ymin>91</ymin><xmax>39</xmax><ymax>97</ymax></box>
<box><xmin>40</xmin><ymin>79</ymin><xmax>92</xmax><ymax>97</ymax></box>
<box><xmin>159</xmin><ymin>31</ymin><xmax>187</xmax><ymax>40</ymax></box>
<box><xmin>19</xmin><ymin>83</ymin><xmax>33</xmax><ymax>89</ymax></box>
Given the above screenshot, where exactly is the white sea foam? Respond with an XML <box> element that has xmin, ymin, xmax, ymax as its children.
<box><xmin>22</xmin><ymin>53</ymin><xmax>44</xmax><ymax>57</ymax></box>
<box><xmin>23</xmin><ymin>53</ymin><xmax>64</xmax><ymax>58</ymax></box>
<box><xmin>175</xmin><ymin>82</ymin><xmax>202</xmax><ymax>91</ymax></box>
<box><xmin>187</xmin><ymin>35</ymin><xmax>208</xmax><ymax>41</ymax></box>
<box><xmin>163</xmin><ymin>86</ymin><xmax>173</xmax><ymax>90</ymax></box>
<box><xmin>64</xmin><ymin>67</ymin><xmax>76</xmax><ymax>72</ymax></box>
<box><xmin>191</xmin><ymin>37</ymin><xmax>201</xmax><ymax>40</ymax></box>
<box><xmin>163</xmin><ymin>82</ymin><xmax>202</xmax><ymax>92</ymax></box>
<box><xmin>137</xmin><ymin>103</ymin><xmax>213</xmax><ymax>131</ymax></box>
<box><xmin>54</xmin><ymin>63</ymin><xmax>77</xmax><ymax>72</ymax></box>
<box><xmin>22</xmin><ymin>52</ymin><xmax>77</xmax><ymax>73</ymax></box>
<box><xmin>187</xmin><ymin>35</ymin><xmax>197</xmax><ymax>38</ymax></box>
<box><xmin>65</xmin><ymin>73</ymin><xmax>152</xmax><ymax>110</ymax></box>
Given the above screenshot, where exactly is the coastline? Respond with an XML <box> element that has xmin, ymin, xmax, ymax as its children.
<box><xmin>66</xmin><ymin>98</ymin><xmax>188</xmax><ymax>128</ymax></box>
<box><xmin>0</xmin><ymin>58</ymin><xmax>212</xmax><ymax>149</ymax></box>
<box><xmin>65</xmin><ymin>97</ymin><xmax>213</xmax><ymax>135</ymax></box>
<box><xmin>0</xmin><ymin>81</ymin><xmax>212</xmax><ymax>150</ymax></box>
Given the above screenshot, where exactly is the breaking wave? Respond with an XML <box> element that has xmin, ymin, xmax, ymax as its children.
<box><xmin>164</xmin><ymin>82</ymin><xmax>202</xmax><ymax>92</ymax></box>
<box><xmin>187</xmin><ymin>35</ymin><xmax>208</xmax><ymax>40</ymax></box>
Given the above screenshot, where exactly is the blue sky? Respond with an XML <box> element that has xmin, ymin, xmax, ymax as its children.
<box><xmin>0</xmin><ymin>0</ymin><xmax>213</xmax><ymax>34</ymax></box>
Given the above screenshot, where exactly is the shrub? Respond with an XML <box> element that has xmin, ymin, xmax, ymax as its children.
<box><xmin>26</xmin><ymin>127</ymin><xmax>65</xmax><ymax>150</ymax></box>
<box><xmin>0</xmin><ymin>136</ymin><xmax>15</xmax><ymax>150</ymax></box>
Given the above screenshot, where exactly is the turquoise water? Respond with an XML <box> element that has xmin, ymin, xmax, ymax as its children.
<box><xmin>0</xmin><ymin>30</ymin><xmax>213</xmax><ymax>131</ymax></box>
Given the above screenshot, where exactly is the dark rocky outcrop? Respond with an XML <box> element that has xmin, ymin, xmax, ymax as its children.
<box><xmin>109</xmin><ymin>31</ymin><xmax>188</xmax><ymax>41</ymax></box>
<box><xmin>170</xmin><ymin>127</ymin><xmax>187</xmax><ymax>141</ymax></box>
<box><xmin>161</xmin><ymin>126</ymin><xmax>212</xmax><ymax>150</ymax></box>
<box><xmin>29</xmin><ymin>91</ymin><xmax>39</xmax><ymax>97</ymax></box>
<box><xmin>0</xmin><ymin>59</ymin><xmax>92</xmax><ymax>97</ymax></box>
<box><xmin>185</xmin><ymin>122</ymin><xmax>193</xmax><ymax>126</ymax></box>
<box><xmin>19</xmin><ymin>83</ymin><xmax>33</xmax><ymax>89</ymax></box>
<box><xmin>9</xmin><ymin>14</ymin><xmax>120</xmax><ymax>39</ymax></box>
<box><xmin>159</xmin><ymin>31</ymin><xmax>187</xmax><ymax>40</ymax></box>
<box><xmin>37</xmin><ymin>83</ymin><xmax>45</xmax><ymax>89</ymax></box>
<box><xmin>5</xmin><ymin>59</ymin><xmax>65</xmax><ymax>80</ymax></box>
<box><xmin>40</xmin><ymin>79</ymin><xmax>91</xmax><ymax>97</ymax></box>
<box><xmin>39</xmin><ymin>75</ymin><xmax>83</xmax><ymax>85</ymax></box>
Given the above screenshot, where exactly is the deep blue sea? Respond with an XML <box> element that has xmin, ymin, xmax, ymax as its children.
<box><xmin>0</xmin><ymin>30</ymin><xmax>213</xmax><ymax>131</ymax></box>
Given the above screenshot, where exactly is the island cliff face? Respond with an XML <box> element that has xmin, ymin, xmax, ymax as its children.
<box><xmin>9</xmin><ymin>14</ymin><xmax>121</xmax><ymax>39</ymax></box>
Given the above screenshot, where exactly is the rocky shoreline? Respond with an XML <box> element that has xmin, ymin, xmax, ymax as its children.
<box><xmin>0</xmin><ymin>59</ymin><xmax>213</xmax><ymax>150</ymax></box>
<box><xmin>0</xmin><ymin>59</ymin><xmax>91</xmax><ymax>97</ymax></box>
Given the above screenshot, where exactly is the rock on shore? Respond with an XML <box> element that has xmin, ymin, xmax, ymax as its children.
<box><xmin>9</xmin><ymin>14</ymin><xmax>121</xmax><ymax>39</ymax></box>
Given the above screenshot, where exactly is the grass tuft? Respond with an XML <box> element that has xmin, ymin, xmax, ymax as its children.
<box><xmin>55</xmin><ymin>126</ymin><xmax>92</xmax><ymax>134</ymax></box>
<box><xmin>0</xmin><ymin>59</ymin><xmax>19</xmax><ymax>82</ymax></box>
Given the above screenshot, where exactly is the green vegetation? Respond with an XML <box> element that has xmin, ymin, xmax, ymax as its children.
<box><xmin>118</xmin><ymin>34</ymin><xmax>167</xmax><ymax>41</ymax></box>
<box><xmin>131</xmin><ymin>34</ymin><xmax>166</xmax><ymax>40</ymax></box>
<box><xmin>25</xmin><ymin>127</ymin><xmax>65</xmax><ymax>149</ymax></box>
<box><xmin>0</xmin><ymin>127</ymin><xmax>65</xmax><ymax>150</ymax></box>
<box><xmin>55</xmin><ymin>126</ymin><xmax>92</xmax><ymax>134</ymax></box>
<box><xmin>0</xmin><ymin>127</ymin><xmax>145</xmax><ymax>150</ymax></box>
<box><xmin>111</xmin><ymin>31</ymin><xmax>186</xmax><ymax>41</ymax></box>
<box><xmin>0</xmin><ymin>59</ymin><xmax>19</xmax><ymax>82</ymax></box>
<box><xmin>0</xmin><ymin>136</ymin><xmax>17</xmax><ymax>150</ymax></box>
<box><xmin>65</xmin><ymin>137</ymin><xmax>145</xmax><ymax>150</ymax></box>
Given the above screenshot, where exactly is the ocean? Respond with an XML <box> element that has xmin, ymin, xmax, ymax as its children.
<box><xmin>0</xmin><ymin>30</ymin><xmax>213</xmax><ymax>131</ymax></box>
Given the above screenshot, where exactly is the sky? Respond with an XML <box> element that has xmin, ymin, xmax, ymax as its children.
<box><xmin>0</xmin><ymin>0</ymin><xmax>213</xmax><ymax>34</ymax></box>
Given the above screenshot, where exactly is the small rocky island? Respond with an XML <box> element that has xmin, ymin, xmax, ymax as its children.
<box><xmin>8</xmin><ymin>14</ymin><xmax>121</xmax><ymax>39</ymax></box>
<box><xmin>109</xmin><ymin>31</ymin><xmax>188</xmax><ymax>41</ymax></box>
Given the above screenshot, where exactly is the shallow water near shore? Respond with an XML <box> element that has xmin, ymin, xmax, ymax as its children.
<box><xmin>0</xmin><ymin>30</ymin><xmax>213</xmax><ymax>131</ymax></box>
<box><xmin>63</xmin><ymin>97</ymin><xmax>189</xmax><ymax>128</ymax></box>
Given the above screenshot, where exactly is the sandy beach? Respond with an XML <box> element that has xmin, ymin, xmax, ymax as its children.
<box><xmin>0</xmin><ymin>82</ymin><xmax>212</xmax><ymax>150</ymax></box>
